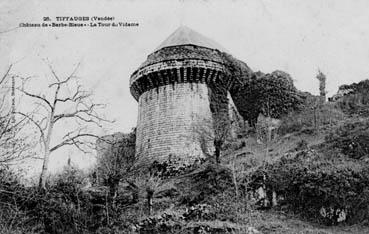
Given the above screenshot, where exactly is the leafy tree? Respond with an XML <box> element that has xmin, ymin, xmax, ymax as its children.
<box><xmin>259</xmin><ymin>71</ymin><xmax>302</xmax><ymax>118</ymax></box>
<box><xmin>234</xmin><ymin>70</ymin><xmax>302</xmax><ymax>129</ymax></box>
<box><xmin>316</xmin><ymin>70</ymin><xmax>327</xmax><ymax>102</ymax></box>
<box><xmin>232</xmin><ymin>73</ymin><xmax>262</xmax><ymax>130</ymax></box>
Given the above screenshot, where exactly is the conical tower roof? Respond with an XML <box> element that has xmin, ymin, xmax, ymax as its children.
<box><xmin>155</xmin><ymin>26</ymin><xmax>227</xmax><ymax>52</ymax></box>
<box><xmin>130</xmin><ymin>26</ymin><xmax>250</xmax><ymax>101</ymax></box>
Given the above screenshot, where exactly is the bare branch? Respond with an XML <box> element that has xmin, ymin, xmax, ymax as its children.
<box><xmin>6</xmin><ymin>59</ymin><xmax>112</xmax><ymax>188</ymax></box>
<box><xmin>14</xmin><ymin>112</ymin><xmax>46</xmax><ymax>146</ymax></box>
<box><xmin>53</xmin><ymin>103</ymin><xmax>111</xmax><ymax>126</ymax></box>
<box><xmin>0</xmin><ymin>114</ymin><xmax>34</xmax><ymax>165</ymax></box>
<box><xmin>16</xmin><ymin>88</ymin><xmax>53</xmax><ymax>110</ymax></box>
<box><xmin>49</xmin><ymin>132</ymin><xmax>101</xmax><ymax>153</ymax></box>
<box><xmin>43</xmin><ymin>60</ymin><xmax>60</xmax><ymax>82</ymax></box>
<box><xmin>34</xmin><ymin>101</ymin><xmax>51</xmax><ymax>114</ymax></box>
<box><xmin>0</xmin><ymin>117</ymin><xmax>12</xmax><ymax>140</ymax></box>
<box><xmin>55</xmin><ymin>85</ymin><xmax>87</xmax><ymax>103</ymax></box>
<box><xmin>48</xmin><ymin>62</ymin><xmax>81</xmax><ymax>88</ymax></box>
<box><xmin>0</xmin><ymin>64</ymin><xmax>12</xmax><ymax>85</ymax></box>
<box><xmin>74</xmin><ymin>114</ymin><xmax>103</xmax><ymax>127</ymax></box>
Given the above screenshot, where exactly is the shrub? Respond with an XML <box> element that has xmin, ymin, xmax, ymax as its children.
<box><xmin>295</xmin><ymin>139</ymin><xmax>308</xmax><ymax>151</ymax></box>
<box><xmin>1</xmin><ymin>166</ymin><xmax>112</xmax><ymax>233</ymax></box>
<box><xmin>207</xmin><ymin>191</ymin><xmax>250</xmax><ymax>223</ymax></box>
<box><xmin>149</xmin><ymin>158</ymin><xmax>204</xmax><ymax>179</ymax></box>
<box><xmin>0</xmin><ymin>167</ymin><xmax>41</xmax><ymax>233</ymax></box>
<box><xmin>250</xmin><ymin>150</ymin><xmax>369</xmax><ymax>225</ymax></box>
<box><xmin>136</xmin><ymin>210</ymin><xmax>185</xmax><ymax>234</ymax></box>
<box><xmin>337</xmin><ymin>79</ymin><xmax>369</xmax><ymax>117</ymax></box>
<box><xmin>26</xmin><ymin>167</ymin><xmax>95</xmax><ymax>233</ymax></box>
<box><xmin>278</xmin><ymin>103</ymin><xmax>346</xmax><ymax>135</ymax></box>
<box><xmin>325</xmin><ymin>119</ymin><xmax>369</xmax><ymax>159</ymax></box>
<box><xmin>177</xmin><ymin>163</ymin><xmax>234</xmax><ymax>206</ymax></box>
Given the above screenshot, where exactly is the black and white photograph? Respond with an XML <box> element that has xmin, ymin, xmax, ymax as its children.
<box><xmin>1</xmin><ymin>0</ymin><xmax>369</xmax><ymax>233</ymax></box>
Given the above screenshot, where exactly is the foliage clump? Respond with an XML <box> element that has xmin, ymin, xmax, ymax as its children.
<box><xmin>250</xmin><ymin>148</ymin><xmax>369</xmax><ymax>225</ymax></box>
<box><xmin>316</xmin><ymin>70</ymin><xmax>327</xmax><ymax>101</ymax></box>
<box><xmin>325</xmin><ymin>119</ymin><xmax>369</xmax><ymax>160</ymax></box>
<box><xmin>231</xmin><ymin>70</ymin><xmax>302</xmax><ymax>129</ymax></box>
<box><xmin>176</xmin><ymin>163</ymin><xmax>234</xmax><ymax>206</ymax></box>
<box><xmin>336</xmin><ymin>79</ymin><xmax>369</xmax><ymax>117</ymax></box>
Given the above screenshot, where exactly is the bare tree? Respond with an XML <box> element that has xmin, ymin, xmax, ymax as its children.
<box><xmin>16</xmin><ymin>61</ymin><xmax>111</xmax><ymax>189</ymax></box>
<box><xmin>0</xmin><ymin>65</ymin><xmax>34</xmax><ymax>165</ymax></box>
<box><xmin>95</xmin><ymin>131</ymin><xmax>136</xmax><ymax>203</ymax></box>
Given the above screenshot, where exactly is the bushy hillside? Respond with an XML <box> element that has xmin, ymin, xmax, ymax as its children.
<box><xmin>1</xmin><ymin>68</ymin><xmax>369</xmax><ymax>234</ymax></box>
<box><xmin>2</xmin><ymin>101</ymin><xmax>369</xmax><ymax>233</ymax></box>
<box><xmin>335</xmin><ymin>79</ymin><xmax>369</xmax><ymax>117</ymax></box>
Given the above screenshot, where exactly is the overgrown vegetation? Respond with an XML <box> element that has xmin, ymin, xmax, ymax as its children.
<box><xmin>336</xmin><ymin>79</ymin><xmax>369</xmax><ymax>117</ymax></box>
<box><xmin>325</xmin><ymin>119</ymin><xmax>369</xmax><ymax>160</ymax></box>
<box><xmin>252</xmin><ymin>149</ymin><xmax>369</xmax><ymax>225</ymax></box>
<box><xmin>2</xmin><ymin>59</ymin><xmax>369</xmax><ymax>233</ymax></box>
<box><xmin>231</xmin><ymin>70</ymin><xmax>302</xmax><ymax>129</ymax></box>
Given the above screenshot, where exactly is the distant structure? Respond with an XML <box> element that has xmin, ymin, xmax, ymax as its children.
<box><xmin>130</xmin><ymin>26</ymin><xmax>240</xmax><ymax>164</ymax></box>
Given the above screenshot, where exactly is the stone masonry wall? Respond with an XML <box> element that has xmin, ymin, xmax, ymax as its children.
<box><xmin>136</xmin><ymin>82</ymin><xmax>214</xmax><ymax>165</ymax></box>
<box><xmin>130</xmin><ymin>45</ymin><xmax>243</xmax><ymax>165</ymax></box>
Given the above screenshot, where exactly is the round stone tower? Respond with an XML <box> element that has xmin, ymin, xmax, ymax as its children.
<box><xmin>130</xmin><ymin>26</ymin><xmax>238</xmax><ymax>165</ymax></box>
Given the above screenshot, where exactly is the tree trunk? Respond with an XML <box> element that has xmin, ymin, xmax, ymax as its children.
<box><xmin>214</xmin><ymin>139</ymin><xmax>221</xmax><ymax>164</ymax></box>
<box><xmin>39</xmin><ymin>112</ymin><xmax>54</xmax><ymax>190</ymax></box>
<box><xmin>108</xmin><ymin>176</ymin><xmax>120</xmax><ymax>207</ymax></box>
<box><xmin>39</xmin><ymin>149</ymin><xmax>50</xmax><ymax>190</ymax></box>
<box><xmin>147</xmin><ymin>190</ymin><xmax>154</xmax><ymax>215</ymax></box>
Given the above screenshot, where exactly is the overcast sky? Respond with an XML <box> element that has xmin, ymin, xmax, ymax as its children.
<box><xmin>1</xmin><ymin>0</ymin><xmax>369</xmax><ymax>177</ymax></box>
